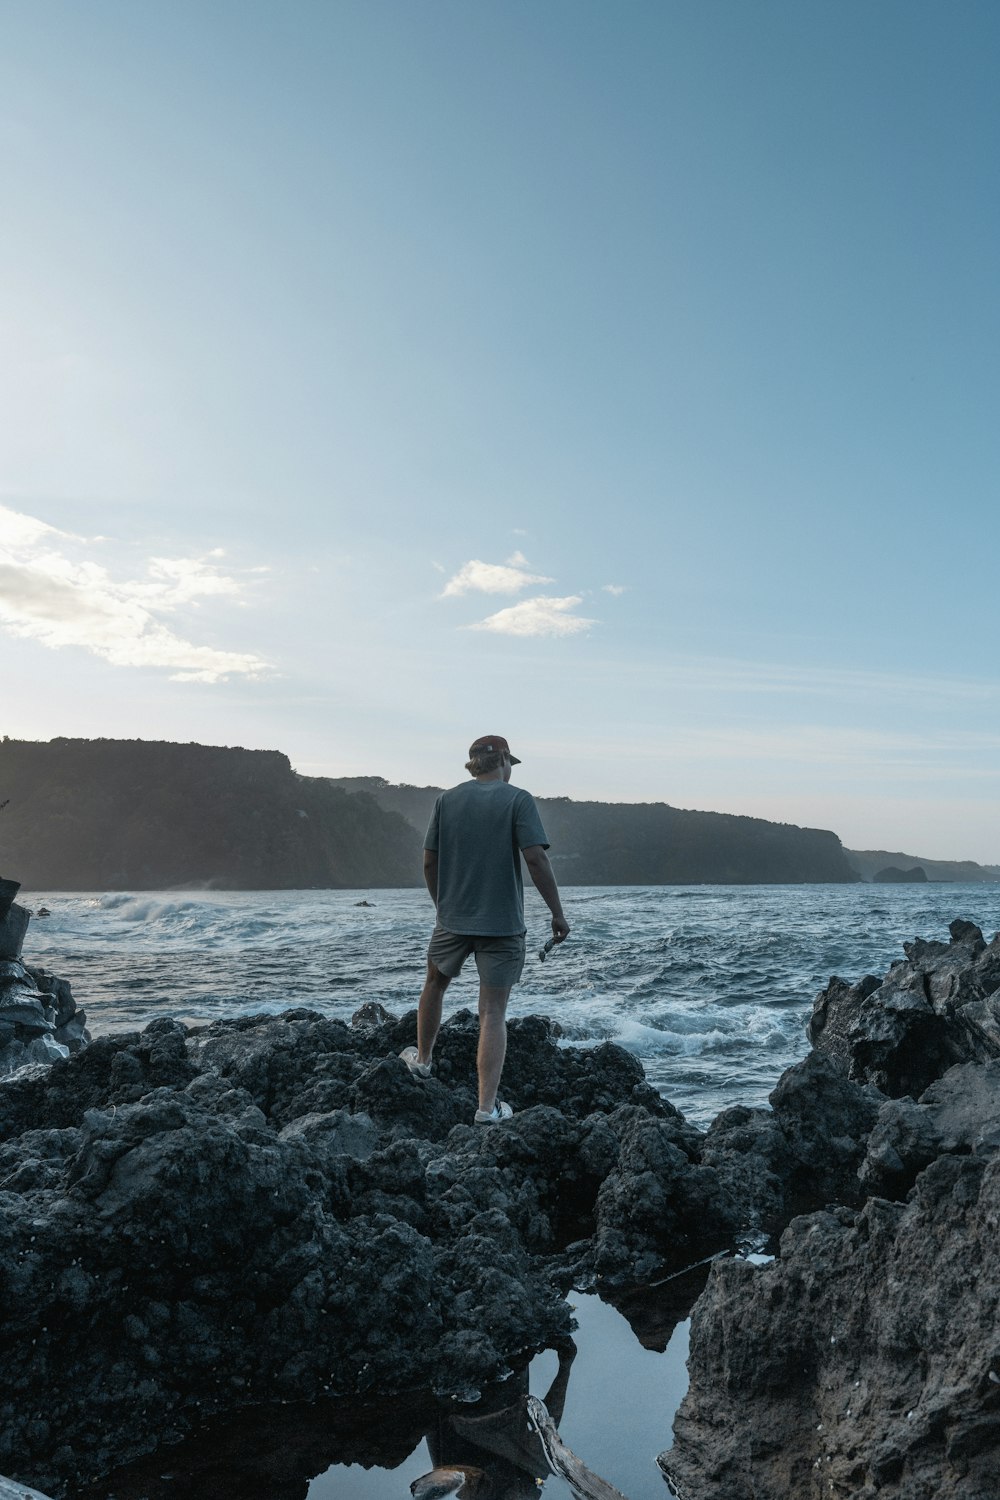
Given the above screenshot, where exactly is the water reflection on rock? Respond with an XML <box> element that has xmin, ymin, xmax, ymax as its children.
<box><xmin>76</xmin><ymin>1391</ymin><xmax>439</xmax><ymax>1500</ymax></box>
<box><xmin>80</xmin><ymin>1275</ymin><xmax>713</xmax><ymax>1500</ymax></box>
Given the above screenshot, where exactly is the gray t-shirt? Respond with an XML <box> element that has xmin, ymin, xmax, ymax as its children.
<box><xmin>424</xmin><ymin>780</ymin><xmax>549</xmax><ymax>936</ymax></box>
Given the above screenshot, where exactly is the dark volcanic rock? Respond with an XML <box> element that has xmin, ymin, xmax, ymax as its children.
<box><xmin>581</xmin><ymin>1104</ymin><xmax>738</xmax><ymax>1287</ymax></box>
<box><xmin>859</xmin><ymin>1059</ymin><xmax>1000</xmax><ymax>1199</ymax></box>
<box><xmin>0</xmin><ymin>879</ymin><xmax>21</xmax><ymax>922</ymax></box>
<box><xmin>0</xmin><ymin>900</ymin><xmax>90</xmax><ymax>1076</ymax></box>
<box><xmin>665</xmin><ymin>920</ymin><xmax>1000</xmax><ymax>1500</ymax></box>
<box><xmin>70</xmin><ymin>1387</ymin><xmax>444</xmax><ymax>1500</ymax></box>
<box><xmin>808</xmin><ymin>919</ymin><xmax>1000</xmax><ymax>1097</ymax></box>
<box><xmin>702</xmin><ymin>1052</ymin><xmax>884</xmax><ymax>1231</ymax></box>
<box><xmin>12</xmin><ymin>917</ymin><xmax>998</xmax><ymax>1498</ymax></box>
<box><xmin>0</xmin><ymin>950</ymin><xmax>90</xmax><ymax>1076</ymax></box>
<box><xmin>0</xmin><ymin>1005</ymin><xmax>728</xmax><ymax>1495</ymax></box>
<box><xmin>0</xmin><ymin>903</ymin><xmax>30</xmax><ymax>961</ymax></box>
<box><xmin>665</xmin><ymin>1153</ymin><xmax>1000</xmax><ymax>1500</ymax></box>
<box><xmin>0</xmin><ymin>1475</ymin><xmax>54</xmax><ymax>1500</ymax></box>
<box><xmin>873</xmin><ymin>864</ymin><xmax>928</xmax><ymax>883</ymax></box>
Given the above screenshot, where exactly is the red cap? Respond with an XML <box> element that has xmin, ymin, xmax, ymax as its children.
<box><xmin>468</xmin><ymin>735</ymin><xmax>521</xmax><ymax>765</ymax></box>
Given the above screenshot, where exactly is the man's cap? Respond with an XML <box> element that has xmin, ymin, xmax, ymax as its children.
<box><xmin>468</xmin><ymin>735</ymin><xmax>521</xmax><ymax>765</ymax></box>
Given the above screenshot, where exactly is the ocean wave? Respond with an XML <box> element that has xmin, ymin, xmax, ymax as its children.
<box><xmin>614</xmin><ymin>1020</ymin><xmax>731</xmax><ymax>1056</ymax></box>
<box><xmin>24</xmin><ymin>883</ymin><xmax>996</xmax><ymax>1127</ymax></box>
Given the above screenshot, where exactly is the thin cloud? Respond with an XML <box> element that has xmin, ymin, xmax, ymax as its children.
<box><xmin>1</xmin><ymin>506</ymin><xmax>75</xmax><ymax>549</ymax></box>
<box><xmin>579</xmin><ymin>650</ymin><xmax>1000</xmax><ymax>706</ymax></box>
<box><xmin>469</xmin><ymin>594</ymin><xmax>596</xmax><ymax>638</ymax></box>
<box><xmin>602</xmin><ymin>583</ymin><xmax>627</xmax><ymax>596</ymax></box>
<box><xmin>124</xmin><ymin>556</ymin><xmax>242</xmax><ymax>608</ymax></box>
<box><xmin>0</xmin><ymin>503</ymin><xmax>270</xmax><ymax>683</ymax></box>
<box><xmin>526</xmin><ymin>723</ymin><xmax>1000</xmax><ymax>781</ymax></box>
<box><xmin>441</xmin><ymin>556</ymin><xmax>553</xmax><ymax>597</ymax></box>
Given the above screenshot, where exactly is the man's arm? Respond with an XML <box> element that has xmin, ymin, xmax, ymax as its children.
<box><xmin>423</xmin><ymin>848</ymin><xmax>439</xmax><ymax>906</ymax></box>
<box><xmin>522</xmin><ymin>845</ymin><xmax>570</xmax><ymax>941</ymax></box>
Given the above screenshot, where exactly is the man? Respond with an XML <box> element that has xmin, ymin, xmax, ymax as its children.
<box><xmin>400</xmin><ymin>735</ymin><xmax>569</xmax><ymax>1124</ymax></box>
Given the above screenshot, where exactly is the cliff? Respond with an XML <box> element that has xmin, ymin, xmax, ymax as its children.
<box><xmin>1</xmin><ymin>738</ymin><xmax>860</xmax><ymax>889</ymax></box>
<box><xmin>0</xmin><ymin>739</ymin><xmax>421</xmax><ymax>890</ymax></box>
<box><xmin>328</xmin><ymin>777</ymin><xmax>860</xmax><ymax>885</ymax></box>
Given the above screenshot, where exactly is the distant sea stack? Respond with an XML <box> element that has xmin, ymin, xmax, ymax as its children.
<box><xmin>328</xmin><ymin>777</ymin><xmax>861</xmax><ymax>886</ymax></box>
<box><xmin>847</xmin><ymin>849</ymin><xmax>1000</xmax><ymax>883</ymax></box>
<box><xmin>873</xmin><ymin>865</ymin><xmax>928</xmax><ymax>884</ymax></box>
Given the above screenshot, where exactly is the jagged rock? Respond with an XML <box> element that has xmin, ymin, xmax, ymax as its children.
<box><xmin>0</xmin><ymin>956</ymin><xmax>74</xmax><ymax>1077</ymax></box>
<box><xmin>24</xmin><ymin>968</ymin><xmax>84</xmax><ymax>1039</ymax></box>
<box><xmin>702</xmin><ymin>1052</ymin><xmax>884</xmax><ymax>1231</ymax></box>
<box><xmin>859</xmin><ymin>1059</ymin><xmax>1000</xmax><ymax>1198</ymax></box>
<box><xmin>351</xmin><ymin>999</ymin><xmax>394</xmax><ymax>1027</ymax></box>
<box><xmin>0</xmin><ymin>1005</ymin><xmax>722</xmax><ymax>1494</ymax></box>
<box><xmin>278</xmin><ymin>1107</ymin><xmax>379</xmax><ymax>1162</ymax></box>
<box><xmin>0</xmin><ymin>904</ymin><xmax>30</xmax><ymax>960</ymax></box>
<box><xmin>0</xmin><ymin>902</ymin><xmax>88</xmax><ymax>1076</ymax></box>
<box><xmin>580</xmin><ymin>1105</ymin><xmax>736</xmax><ymax>1288</ymax></box>
<box><xmin>768</xmin><ymin>1051</ymin><xmax>884</xmax><ymax>1202</ymax></box>
<box><xmin>66</xmin><ymin>1384</ymin><xmax>443</xmax><ymax>1500</ymax></box>
<box><xmin>9</xmin><ymin>918</ymin><xmax>997</xmax><ymax>1498</ymax></box>
<box><xmin>0</xmin><ymin>996</ymin><xmax>53</xmax><ymax>1033</ymax></box>
<box><xmin>0</xmin><ymin>1475</ymin><xmax>56</xmax><ymax>1500</ymax></box>
<box><xmin>665</xmin><ymin>921</ymin><xmax>1000</xmax><ymax>1499</ymax></box>
<box><xmin>0</xmin><ymin>880</ymin><xmax>20</xmax><ymax>921</ymax></box>
<box><xmin>665</xmin><ymin>1153</ymin><xmax>1000</xmax><ymax>1500</ymax></box>
<box><xmin>808</xmin><ymin>920</ymin><xmax>1000</xmax><ymax>1096</ymax></box>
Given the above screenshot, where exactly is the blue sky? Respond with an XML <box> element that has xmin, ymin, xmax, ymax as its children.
<box><xmin>1</xmin><ymin>0</ymin><xmax>998</xmax><ymax>860</ymax></box>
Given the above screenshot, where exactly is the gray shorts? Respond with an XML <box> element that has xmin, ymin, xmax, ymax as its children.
<box><xmin>427</xmin><ymin>925</ymin><xmax>527</xmax><ymax>989</ymax></box>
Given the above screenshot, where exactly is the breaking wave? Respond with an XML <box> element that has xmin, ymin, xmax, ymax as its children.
<box><xmin>23</xmin><ymin>883</ymin><xmax>996</xmax><ymax>1126</ymax></box>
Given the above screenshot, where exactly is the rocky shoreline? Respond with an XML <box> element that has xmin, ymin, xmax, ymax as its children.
<box><xmin>0</xmin><ymin>903</ymin><xmax>998</xmax><ymax>1497</ymax></box>
<box><xmin>665</xmin><ymin>917</ymin><xmax>1000</xmax><ymax>1500</ymax></box>
<box><xmin>0</xmin><ymin>882</ymin><xmax>90</xmax><ymax>1078</ymax></box>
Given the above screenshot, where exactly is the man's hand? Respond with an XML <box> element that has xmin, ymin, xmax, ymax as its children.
<box><xmin>522</xmin><ymin>845</ymin><xmax>569</xmax><ymax>945</ymax></box>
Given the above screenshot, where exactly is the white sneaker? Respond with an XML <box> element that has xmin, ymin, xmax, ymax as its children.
<box><xmin>399</xmin><ymin>1046</ymin><xmax>431</xmax><ymax>1079</ymax></box>
<box><xmin>474</xmin><ymin>1100</ymin><xmax>513</xmax><ymax>1125</ymax></box>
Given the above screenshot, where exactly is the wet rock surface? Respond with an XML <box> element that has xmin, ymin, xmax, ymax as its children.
<box><xmin>0</xmin><ymin>893</ymin><xmax>90</xmax><ymax>1080</ymax></box>
<box><xmin>702</xmin><ymin>1050</ymin><xmax>885</xmax><ymax>1232</ymax></box>
<box><xmin>668</xmin><ymin>1158</ymin><xmax>1000</xmax><ymax>1500</ymax></box>
<box><xmin>808</xmin><ymin>918</ymin><xmax>1000</xmax><ymax>1096</ymax></box>
<box><xmin>0</xmin><ymin>1004</ymin><xmax>731</xmax><ymax>1494</ymax></box>
<box><xmin>667</xmin><ymin>919</ymin><xmax>1000</xmax><ymax>1500</ymax></box>
<box><xmin>71</xmin><ymin>1388</ymin><xmax>443</xmax><ymax>1500</ymax></box>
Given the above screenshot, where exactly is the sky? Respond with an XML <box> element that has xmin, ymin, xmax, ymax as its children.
<box><xmin>1</xmin><ymin>0</ymin><xmax>998</xmax><ymax>861</ymax></box>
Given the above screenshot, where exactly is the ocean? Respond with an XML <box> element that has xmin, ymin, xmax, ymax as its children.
<box><xmin>22</xmin><ymin>882</ymin><xmax>998</xmax><ymax>1126</ymax></box>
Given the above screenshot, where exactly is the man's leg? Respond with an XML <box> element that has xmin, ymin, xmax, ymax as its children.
<box><xmin>417</xmin><ymin>958</ymin><xmax>451</xmax><ymax>1065</ymax></box>
<box><xmin>476</xmin><ymin>984</ymin><xmax>512</xmax><ymax>1113</ymax></box>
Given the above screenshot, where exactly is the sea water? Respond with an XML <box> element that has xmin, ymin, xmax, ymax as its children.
<box><xmin>83</xmin><ymin>1284</ymin><xmax>697</xmax><ymax>1500</ymax></box>
<box><xmin>23</xmin><ymin>881</ymin><xmax>999</xmax><ymax>1125</ymax></box>
<box><xmin>21</xmin><ymin>883</ymin><xmax>999</xmax><ymax>1497</ymax></box>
